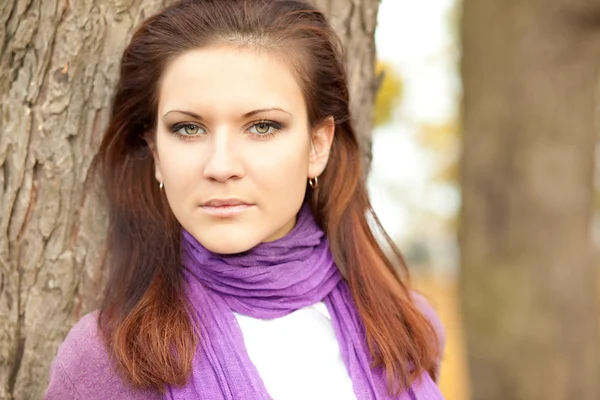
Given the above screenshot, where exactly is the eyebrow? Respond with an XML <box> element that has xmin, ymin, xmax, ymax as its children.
<box><xmin>243</xmin><ymin>108</ymin><xmax>292</xmax><ymax>118</ymax></box>
<box><xmin>162</xmin><ymin>107</ymin><xmax>292</xmax><ymax>119</ymax></box>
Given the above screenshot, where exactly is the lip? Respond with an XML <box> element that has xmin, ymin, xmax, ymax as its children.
<box><xmin>200</xmin><ymin>198</ymin><xmax>253</xmax><ymax>217</ymax></box>
<box><xmin>202</xmin><ymin>198</ymin><xmax>251</xmax><ymax>207</ymax></box>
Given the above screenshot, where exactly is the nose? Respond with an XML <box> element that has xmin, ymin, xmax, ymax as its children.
<box><xmin>202</xmin><ymin>131</ymin><xmax>244</xmax><ymax>182</ymax></box>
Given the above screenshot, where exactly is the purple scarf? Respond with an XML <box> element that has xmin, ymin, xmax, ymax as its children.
<box><xmin>167</xmin><ymin>205</ymin><xmax>443</xmax><ymax>399</ymax></box>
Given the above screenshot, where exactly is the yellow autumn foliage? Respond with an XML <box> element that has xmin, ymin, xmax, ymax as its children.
<box><xmin>374</xmin><ymin>61</ymin><xmax>403</xmax><ymax>127</ymax></box>
<box><xmin>418</xmin><ymin>121</ymin><xmax>461</xmax><ymax>184</ymax></box>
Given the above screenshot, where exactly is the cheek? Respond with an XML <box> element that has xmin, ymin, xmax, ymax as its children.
<box><xmin>156</xmin><ymin>140</ymin><xmax>202</xmax><ymax>194</ymax></box>
<box><xmin>249</xmin><ymin>137</ymin><xmax>310</xmax><ymax>191</ymax></box>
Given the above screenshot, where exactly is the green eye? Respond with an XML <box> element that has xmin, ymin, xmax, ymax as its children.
<box><xmin>169</xmin><ymin>122</ymin><xmax>206</xmax><ymax>140</ymax></box>
<box><xmin>248</xmin><ymin>121</ymin><xmax>282</xmax><ymax>137</ymax></box>
<box><xmin>184</xmin><ymin>124</ymin><xmax>199</xmax><ymax>135</ymax></box>
<box><xmin>255</xmin><ymin>123</ymin><xmax>270</xmax><ymax>134</ymax></box>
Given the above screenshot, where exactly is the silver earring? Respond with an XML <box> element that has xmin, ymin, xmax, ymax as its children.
<box><xmin>159</xmin><ymin>182</ymin><xmax>164</xmax><ymax>190</ymax></box>
<box><xmin>308</xmin><ymin>176</ymin><xmax>318</xmax><ymax>189</ymax></box>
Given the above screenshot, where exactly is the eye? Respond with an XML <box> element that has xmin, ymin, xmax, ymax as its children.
<box><xmin>248</xmin><ymin>121</ymin><xmax>282</xmax><ymax>137</ymax></box>
<box><xmin>255</xmin><ymin>123</ymin><xmax>271</xmax><ymax>134</ymax></box>
<box><xmin>170</xmin><ymin>123</ymin><xmax>206</xmax><ymax>139</ymax></box>
<box><xmin>183</xmin><ymin>124</ymin><xmax>200</xmax><ymax>135</ymax></box>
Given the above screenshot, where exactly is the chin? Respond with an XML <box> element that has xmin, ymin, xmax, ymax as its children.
<box><xmin>191</xmin><ymin>228</ymin><xmax>263</xmax><ymax>255</ymax></box>
<box><xmin>203</xmin><ymin>241</ymin><xmax>255</xmax><ymax>255</ymax></box>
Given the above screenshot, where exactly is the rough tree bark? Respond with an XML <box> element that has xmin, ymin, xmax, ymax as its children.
<box><xmin>460</xmin><ymin>0</ymin><xmax>600</xmax><ymax>399</ymax></box>
<box><xmin>0</xmin><ymin>0</ymin><xmax>379</xmax><ymax>399</ymax></box>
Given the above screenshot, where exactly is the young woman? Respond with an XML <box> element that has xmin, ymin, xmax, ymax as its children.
<box><xmin>44</xmin><ymin>0</ymin><xmax>445</xmax><ymax>399</ymax></box>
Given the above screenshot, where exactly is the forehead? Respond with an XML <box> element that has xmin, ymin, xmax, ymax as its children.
<box><xmin>158</xmin><ymin>46</ymin><xmax>306</xmax><ymax>117</ymax></box>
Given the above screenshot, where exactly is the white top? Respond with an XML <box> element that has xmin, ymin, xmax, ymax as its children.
<box><xmin>234</xmin><ymin>302</ymin><xmax>357</xmax><ymax>400</ymax></box>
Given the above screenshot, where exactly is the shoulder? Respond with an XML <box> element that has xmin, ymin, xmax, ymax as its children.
<box><xmin>411</xmin><ymin>292</ymin><xmax>446</xmax><ymax>350</ymax></box>
<box><xmin>411</xmin><ymin>292</ymin><xmax>446</xmax><ymax>378</ymax></box>
<box><xmin>44</xmin><ymin>311</ymin><xmax>162</xmax><ymax>400</ymax></box>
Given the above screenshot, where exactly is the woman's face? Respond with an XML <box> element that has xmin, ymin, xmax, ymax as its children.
<box><xmin>153</xmin><ymin>46</ymin><xmax>333</xmax><ymax>254</ymax></box>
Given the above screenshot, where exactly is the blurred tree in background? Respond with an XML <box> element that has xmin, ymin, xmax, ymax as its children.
<box><xmin>460</xmin><ymin>1</ymin><xmax>600</xmax><ymax>399</ymax></box>
<box><xmin>0</xmin><ymin>0</ymin><xmax>379</xmax><ymax>398</ymax></box>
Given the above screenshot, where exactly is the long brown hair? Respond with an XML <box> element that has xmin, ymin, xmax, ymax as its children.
<box><xmin>94</xmin><ymin>0</ymin><xmax>439</xmax><ymax>395</ymax></box>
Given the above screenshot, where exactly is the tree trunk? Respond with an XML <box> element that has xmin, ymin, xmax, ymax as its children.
<box><xmin>460</xmin><ymin>1</ymin><xmax>600</xmax><ymax>399</ymax></box>
<box><xmin>0</xmin><ymin>0</ymin><xmax>378</xmax><ymax>399</ymax></box>
<box><xmin>316</xmin><ymin>0</ymin><xmax>379</xmax><ymax>170</ymax></box>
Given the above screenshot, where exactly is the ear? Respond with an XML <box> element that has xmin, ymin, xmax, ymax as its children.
<box><xmin>147</xmin><ymin>139</ymin><xmax>164</xmax><ymax>185</ymax></box>
<box><xmin>308</xmin><ymin>116</ymin><xmax>335</xmax><ymax>179</ymax></box>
